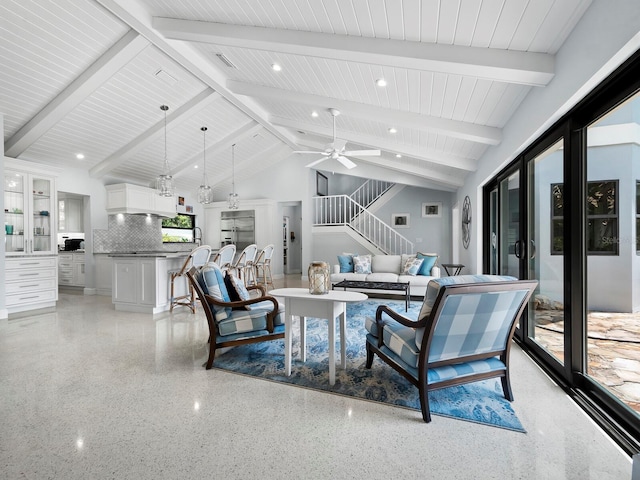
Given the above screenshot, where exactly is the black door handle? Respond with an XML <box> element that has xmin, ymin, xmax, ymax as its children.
<box><xmin>514</xmin><ymin>240</ymin><xmax>523</xmax><ymax>259</ymax></box>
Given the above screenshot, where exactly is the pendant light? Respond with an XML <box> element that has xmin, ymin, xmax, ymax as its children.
<box><xmin>227</xmin><ymin>143</ymin><xmax>239</xmax><ymax>209</ymax></box>
<box><xmin>197</xmin><ymin>126</ymin><xmax>213</xmax><ymax>204</ymax></box>
<box><xmin>156</xmin><ymin>104</ymin><xmax>175</xmax><ymax>197</ymax></box>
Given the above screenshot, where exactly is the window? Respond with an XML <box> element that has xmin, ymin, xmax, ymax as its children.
<box><xmin>551</xmin><ymin>180</ymin><xmax>618</xmax><ymax>255</ymax></box>
<box><xmin>162</xmin><ymin>214</ymin><xmax>195</xmax><ymax>243</ymax></box>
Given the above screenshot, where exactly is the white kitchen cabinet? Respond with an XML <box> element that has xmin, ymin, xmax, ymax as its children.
<box><xmin>111</xmin><ymin>254</ymin><xmax>185</xmax><ymax>313</ymax></box>
<box><xmin>105</xmin><ymin>183</ymin><xmax>176</xmax><ymax>217</ymax></box>
<box><xmin>95</xmin><ymin>255</ymin><xmax>113</xmax><ymax>296</ymax></box>
<box><xmin>6</xmin><ymin>256</ymin><xmax>58</xmax><ymax>314</ymax></box>
<box><xmin>4</xmin><ymin>168</ymin><xmax>57</xmax><ymax>256</ymax></box>
<box><xmin>58</xmin><ymin>252</ymin><xmax>85</xmax><ymax>287</ymax></box>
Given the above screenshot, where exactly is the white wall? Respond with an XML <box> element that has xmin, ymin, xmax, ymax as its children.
<box><xmin>458</xmin><ymin>0</ymin><xmax>640</xmax><ymax>274</ymax></box>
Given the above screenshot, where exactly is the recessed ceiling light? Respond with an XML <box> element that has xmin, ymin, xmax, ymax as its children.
<box><xmin>396</xmin><ymin>154</ymin><xmax>402</xmax><ymax>158</ymax></box>
<box><xmin>375</xmin><ymin>78</ymin><xmax>387</xmax><ymax>87</ymax></box>
<box><xmin>76</xmin><ymin>153</ymin><xmax>85</xmax><ymax>160</ymax></box>
<box><xmin>388</xmin><ymin>127</ymin><xmax>397</xmax><ymax>134</ymax></box>
<box><xmin>271</xmin><ymin>63</ymin><xmax>282</xmax><ymax>72</ymax></box>
<box><xmin>311</xmin><ymin>111</ymin><xmax>318</xmax><ymax>117</ymax></box>
<box><xmin>194</xmin><ymin>165</ymin><xmax>199</xmax><ymax>169</ymax></box>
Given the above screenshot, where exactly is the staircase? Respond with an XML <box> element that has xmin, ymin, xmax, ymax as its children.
<box><xmin>312</xmin><ymin>179</ymin><xmax>414</xmax><ymax>255</ymax></box>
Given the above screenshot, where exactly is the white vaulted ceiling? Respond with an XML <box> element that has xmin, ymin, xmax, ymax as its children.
<box><xmin>0</xmin><ymin>0</ymin><xmax>593</xmax><ymax>193</ymax></box>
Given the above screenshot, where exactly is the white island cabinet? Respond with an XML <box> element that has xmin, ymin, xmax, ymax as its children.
<box><xmin>111</xmin><ymin>253</ymin><xmax>186</xmax><ymax>314</ymax></box>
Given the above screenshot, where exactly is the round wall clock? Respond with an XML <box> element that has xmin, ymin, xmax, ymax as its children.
<box><xmin>462</xmin><ymin>195</ymin><xmax>471</xmax><ymax>249</ymax></box>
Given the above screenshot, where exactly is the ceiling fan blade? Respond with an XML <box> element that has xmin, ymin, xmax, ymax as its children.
<box><xmin>305</xmin><ymin>157</ymin><xmax>330</xmax><ymax>168</ymax></box>
<box><xmin>337</xmin><ymin>156</ymin><xmax>357</xmax><ymax>169</ymax></box>
<box><xmin>293</xmin><ymin>150</ymin><xmax>325</xmax><ymax>154</ymax></box>
<box><xmin>343</xmin><ymin>149</ymin><xmax>381</xmax><ymax>157</ymax></box>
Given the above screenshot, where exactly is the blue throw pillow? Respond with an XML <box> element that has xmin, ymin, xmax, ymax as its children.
<box><xmin>338</xmin><ymin>254</ymin><xmax>354</xmax><ymax>273</ymax></box>
<box><xmin>416</xmin><ymin>253</ymin><xmax>438</xmax><ymax>276</ymax></box>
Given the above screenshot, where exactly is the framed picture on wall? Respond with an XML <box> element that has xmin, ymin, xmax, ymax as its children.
<box><xmin>178</xmin><ymin>196</ymin><xmax>185</xmax><ymax>206</ymax></box>
<box><xmin>392</xmin><ymin>213</ymin><xmax>410</xmax><ymax>228</ymax></box>
<box><xmin>422</xmin><ymin>202</ymin><xmax>442</xmax><ymax>218</ymax></box>
<box><xmin>316</xmin><ymin>171</ymin><xmax>328</xmax><ymax>196</ymax></box>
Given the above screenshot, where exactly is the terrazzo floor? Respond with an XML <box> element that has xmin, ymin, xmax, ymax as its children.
<box><xmin>0</xmin><ymin>276</ymin><xmax>633</xmax><ymax>480</ymax></box>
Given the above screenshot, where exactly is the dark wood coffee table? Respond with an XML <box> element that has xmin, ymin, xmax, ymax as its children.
<box><xmin>332</xmin><ymin>280</ymin><xmax>410</xmax><ymax>311</ymax></box>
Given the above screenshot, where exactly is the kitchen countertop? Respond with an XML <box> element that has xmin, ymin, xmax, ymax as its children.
<box><xmin>108</xmin><ymin>251</ymin><xmax>189</xmax><ymax>258</ymax></box>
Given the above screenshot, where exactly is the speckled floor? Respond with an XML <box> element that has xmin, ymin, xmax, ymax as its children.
<box><xmin>0</xmin><ymin>277</ymin><xmax>632</xmax><ymax>480</ymax></box>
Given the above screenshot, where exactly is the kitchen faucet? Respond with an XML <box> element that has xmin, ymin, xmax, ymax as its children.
<box><xmin>194</xmin><ymin>227</ymin><xmax>203</xmax><ymax>246</ymax></box>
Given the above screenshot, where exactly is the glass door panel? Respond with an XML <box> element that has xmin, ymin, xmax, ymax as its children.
<box><xmin>31</xmin><ymin>175</ymin><xmax>54</xmax><ymax>253</ymax></box>
<box><xmin>526</xmin><ymin>139</ymin><xmax>565</xmax><ymax>365</ymax></box>
<box><xmin>4</xmin><ymin>172</ymin><xmax>26</xmax><ymax>254</ymax></box>
<box><xmin>585</xmin><ymin>91</ymin><xmax>640</xmax><ymax>416</ymax></box>
<box><xmin>499</xmin><ymin>171</ymin><xmax>520</xmax><ymax>277</ymax></box>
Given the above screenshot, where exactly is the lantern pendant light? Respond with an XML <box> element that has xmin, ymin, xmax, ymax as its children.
<box><xmin>197</xmin><ymin>126</ymin><xmax>213</xmax><ymax>204</ymax></box>
<box><xmin>227</xmin><ymin>143</ymin><xmax>239</xmax><ymax>210</ymax></box>
<box><xmin>156</xmin><ymin>104</ymin><xmax>175</xmax><ymax>197</ymax></box>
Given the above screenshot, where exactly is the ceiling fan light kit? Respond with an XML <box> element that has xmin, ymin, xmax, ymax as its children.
<box><xmin>293</xmin><ymin>108</ymin><xmax>380</xmax><ymax>170</ymax></box>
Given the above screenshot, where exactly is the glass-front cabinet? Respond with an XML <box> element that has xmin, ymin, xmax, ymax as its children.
<box><xmin>4</xmin><ymin>170</ymin><xmax>56</xmax><ymax>256</ymax></box>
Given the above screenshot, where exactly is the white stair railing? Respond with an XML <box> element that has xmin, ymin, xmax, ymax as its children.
<box><xmin>350</xmin><ymin>179</ymin><xmax>394</xmax><ymax>208</ymax></box>
<box><xmin>313</xmin><ymin>195</ymin><xmax>414</xmax><ymax>255</ymax></box>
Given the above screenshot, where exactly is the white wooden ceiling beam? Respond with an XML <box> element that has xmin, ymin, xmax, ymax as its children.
<box><xmin>5</xmin><ymin>30</ymin><xmax>149</xmax><ymax>158</ymax></box>
<box><xmin>171</xmin><ymin>121</ymin><xmax>263</xmax><ymax>179</ymax></box>
<box><xmin>96</xmin><ymin>0</ymin><xmax>299</xmax><ymax>150</ymax></box>
<box><xmin>294</xmin><ymin>138</ymin><xmax>464</xmax><ymax>188</ymax></box>
<box><xmin>271</xmin><ymin>116</ymin><xmax>477</xmax><ymax>172</ymax></box>
<box><xmin>228</xmin><ymin>80</ymin><xmax>501</xmax><ymax>145</ymax></box>
<box><xmin>153</xmin><ymin>18</ymin><xmax>554</xmax><ymax>87</ymax></box>
<box><xmin>89</xmin><ymin>89</ymin><xmax>220</xmax><ymax>178</ymax></box>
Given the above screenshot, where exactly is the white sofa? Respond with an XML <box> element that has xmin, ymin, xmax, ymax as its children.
<box><xmin>330</xmin><ymin>254</ymin><xmax>440</xmax><ymax>298</ymax></box>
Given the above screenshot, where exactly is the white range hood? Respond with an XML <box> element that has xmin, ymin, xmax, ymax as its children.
<box><xmin>105</xmin><ymin>183</ymin><xmax>176</xmax><ymax>217</ymax></box>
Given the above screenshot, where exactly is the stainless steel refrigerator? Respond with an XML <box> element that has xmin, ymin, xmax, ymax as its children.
<box><xmin>220</xmin><ymin>210</ymin><xmax>255</xmax><ymax>250</ymax></box>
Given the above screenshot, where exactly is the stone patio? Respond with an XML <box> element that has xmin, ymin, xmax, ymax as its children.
<box><xmin>534</xmin><ymin>310</ymin><xmax>640</xmax><ymax>413</ymax></box>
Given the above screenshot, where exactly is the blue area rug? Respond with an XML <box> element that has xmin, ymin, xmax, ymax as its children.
<box><xmin>213</xmin><ymin>299</ymin><xmax>526</xmax><ymax>432</ymax></box>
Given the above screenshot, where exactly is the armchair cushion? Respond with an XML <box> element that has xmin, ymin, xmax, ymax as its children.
<box><xmin>417</xmin><ymin>275</ymin><xmax>517</xmax><ymax>330</ymax></box>
<box><xmin>217</xmin><ymin>301</ymin><xmax>284</xmax><ymax>336</ymax></box>
<box><xmin>199</xmin><ymin>264</ymin><xmax>232</xmax><ymax>321</ymax></box>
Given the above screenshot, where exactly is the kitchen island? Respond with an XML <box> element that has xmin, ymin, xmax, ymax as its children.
<box><xmin>110</xmin><ymin>252</ymin><xmax>189</xmax><ymax>314</ymax></box>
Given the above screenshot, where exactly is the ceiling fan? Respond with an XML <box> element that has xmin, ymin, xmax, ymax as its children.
<box><xmin>293</xmin><ymin>108</ymin><xmax>381</xmax><ymax>169</ymax></box>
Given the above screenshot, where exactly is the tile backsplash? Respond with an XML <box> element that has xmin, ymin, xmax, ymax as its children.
<box><xmin>93</xmin><ymin>215</ymin><xmax>193</xmax><ymax>253</ymax></box>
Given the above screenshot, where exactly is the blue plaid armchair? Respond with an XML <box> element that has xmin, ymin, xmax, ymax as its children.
<box><xmin>186</xmin><ymin>264</ymin><xmax>285</xmax><ymax>369</ymax></box>
<box><xmin>365</xmin><ymin>275</ymin><xmax>537</xmax><ymax>422</ymax></box>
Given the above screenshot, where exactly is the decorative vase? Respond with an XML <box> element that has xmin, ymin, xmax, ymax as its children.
<box><xmin>308</xmin><ymin>261</ymin><xmax>330</xmax><ymax>295</ymax></box>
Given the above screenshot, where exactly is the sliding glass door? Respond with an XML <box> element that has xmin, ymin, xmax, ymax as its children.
<box><xmin>484</xmin><ymin>52</ymin><xmax>640</xmax><ymax>449</ymax></box>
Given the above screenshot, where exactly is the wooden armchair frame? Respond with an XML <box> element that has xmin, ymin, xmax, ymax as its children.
<box><xmin>186</xmin><ymin>266</ymin><xmax>285</xmax><ymax>369</ymax></box>
<box><xmin>366</xmin><ymin>279</ymin><xmax>537</xmax><ymax>422</ymax></box>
